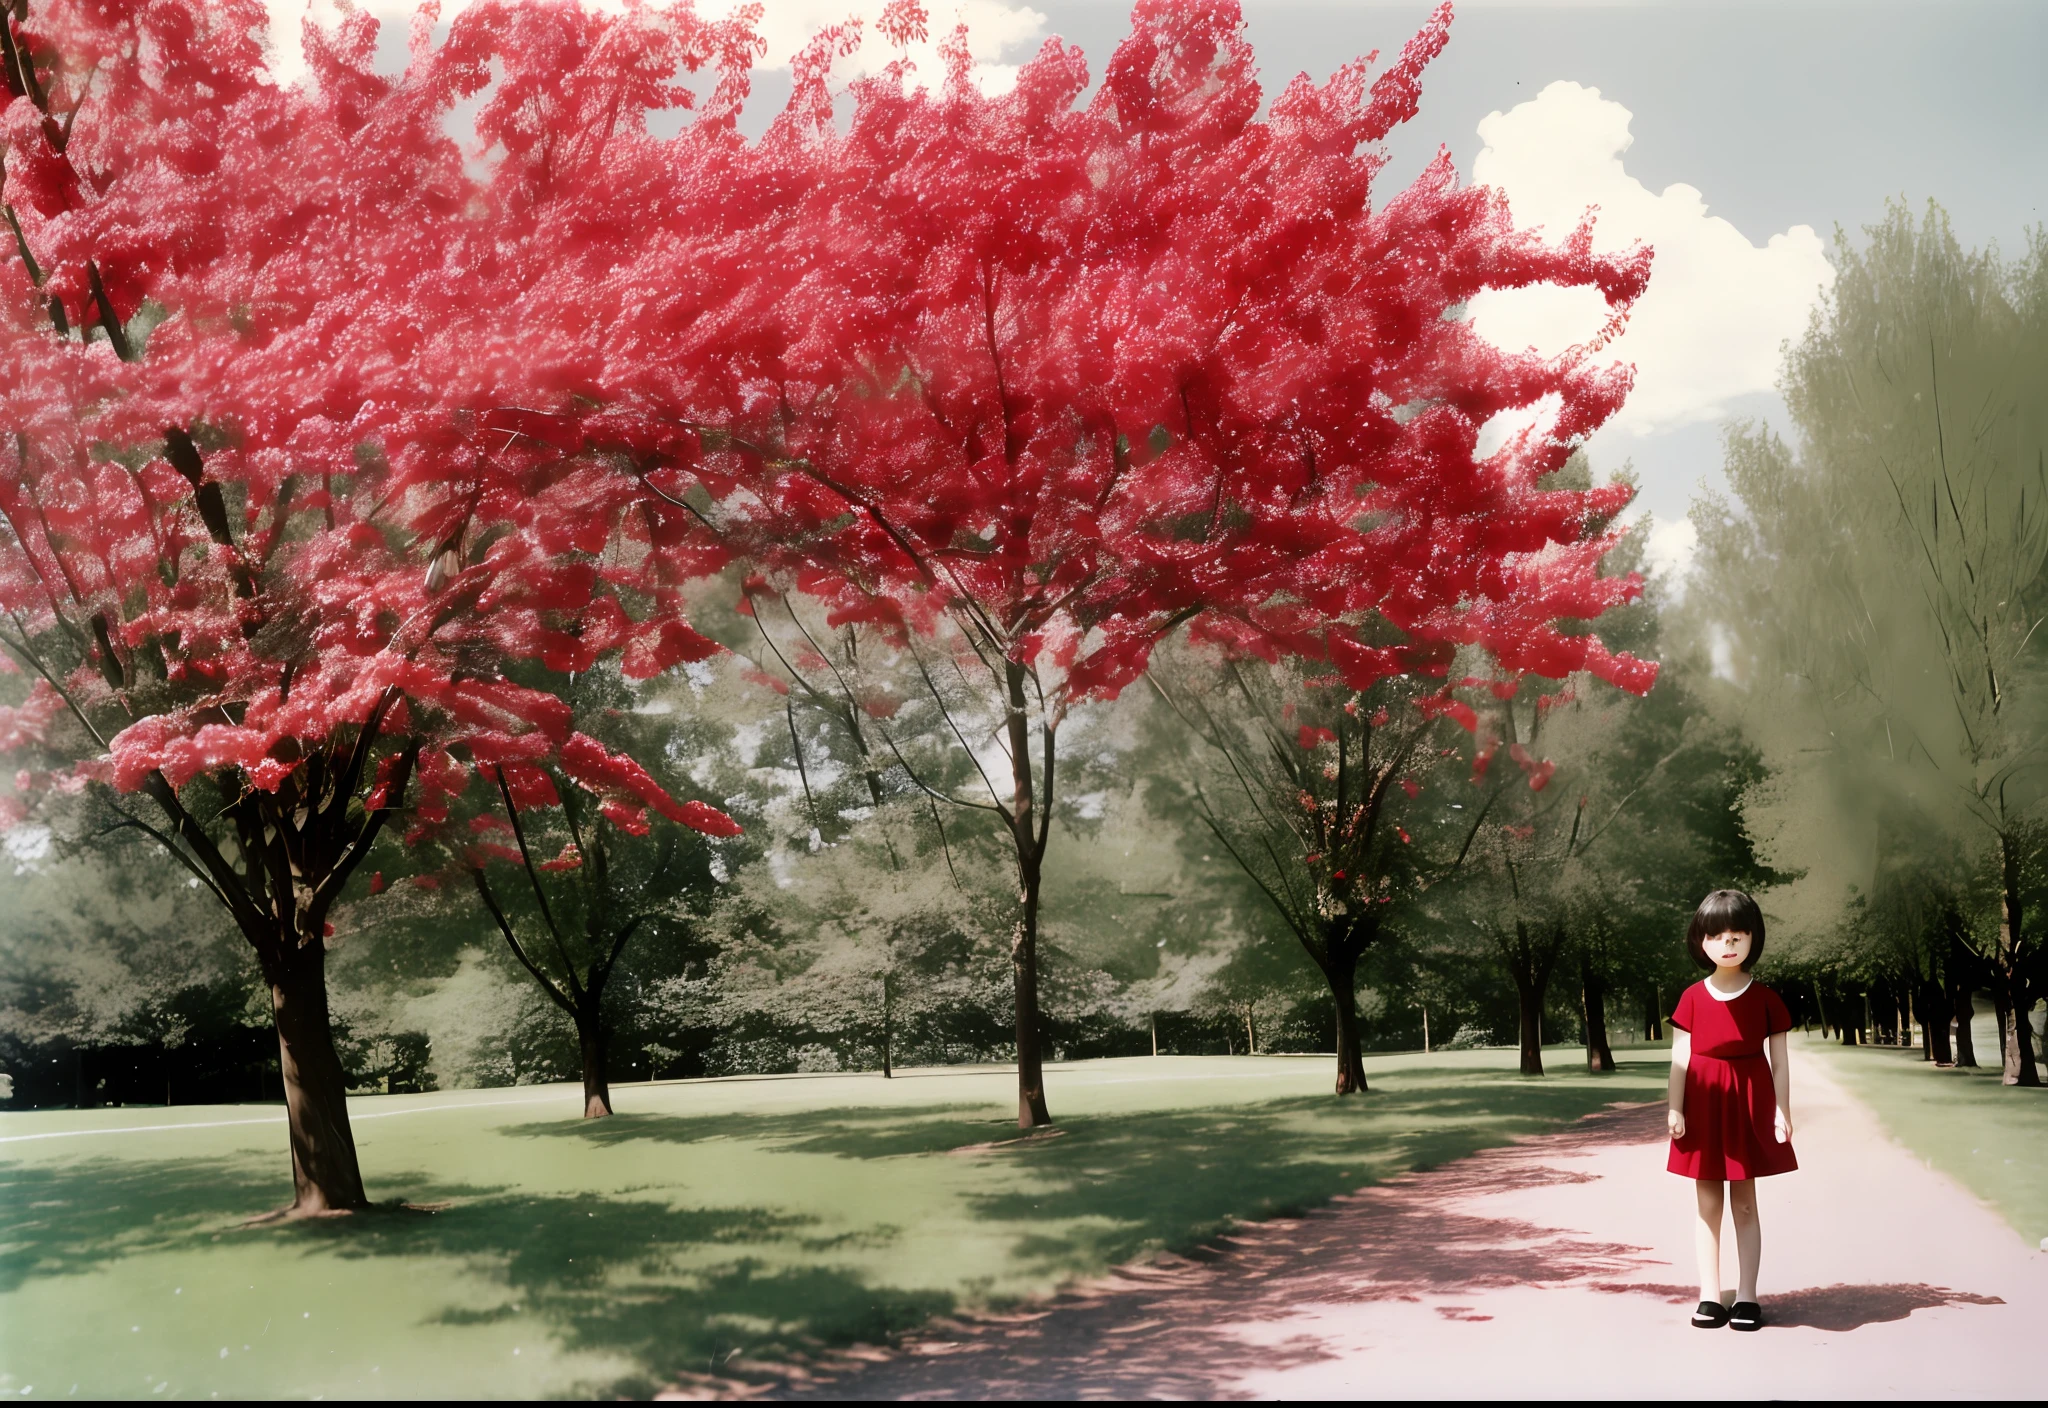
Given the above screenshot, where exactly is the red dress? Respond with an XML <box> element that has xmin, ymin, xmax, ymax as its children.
<box><xmin>1667</xmin><ymin>979</ymin><xmax>1798</xmax><ymax>1181</ymax></box>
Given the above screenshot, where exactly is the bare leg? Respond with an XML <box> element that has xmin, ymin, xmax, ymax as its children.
<box><xmin>1693</xmin><ymin>1179</ymin><xmax>1725</xmax><ymax>1304</ymax></box>
<box><xmin>1729</xmin><ymin>1178</ymin><xmax>1761</xmax><ymax>1301</ymax></box>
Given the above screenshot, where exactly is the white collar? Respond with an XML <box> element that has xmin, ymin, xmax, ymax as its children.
<box><xmin>1705</xmin><ymin>977</ymin><xmax>1753</xmax><ymax>1002</ymax></box>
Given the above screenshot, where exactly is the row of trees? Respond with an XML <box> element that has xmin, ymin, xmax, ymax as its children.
<box><xmin>2</xmin><ymin>590</ymin><xmax>1750</xmax><ymax>1105</ymax></box>
<box><xmin>1685</xmin><ymin>201</ymin><xmax>2048</xmax><ymax>1087</ymax></box>
<box><xmin>0</xmin><ymin>0</ymin><xmax>1660</xmax><ymax>1214</ymax></box>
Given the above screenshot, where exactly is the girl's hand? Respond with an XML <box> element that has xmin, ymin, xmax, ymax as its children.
<box><xmin>1668</xmin><ymin>1108</ymin><xmax>1685</xmax><ymax>1139</ymax></box>
<box><xmin>1774</xmin><ymin>1107</ymin><xmax>1794</xmax><ymax>1143</ymax></box>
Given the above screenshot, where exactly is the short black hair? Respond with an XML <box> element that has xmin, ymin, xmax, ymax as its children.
<box><xmin>1686</xmin><ymin>889</ymin><xmax>1766</xmax><ymax>972</ymax></box>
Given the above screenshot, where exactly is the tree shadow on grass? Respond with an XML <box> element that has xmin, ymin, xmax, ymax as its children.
<box><xmin>506</xmin><ymin>1103</ymin><xmax>999</xmax><ymax>1159</ymax></box>
<box><xmin>946</xmin><ymin>1088</ymin><xmax>1657</xmax><ymax>1283</ymax></box>
<box><xmin>0</xmin><ymin>1155</ymin><xmax>288</xmax><ymax>1292</ymax></box>
<box><xmin>0</xmin><ymin>1153</ymin><xmax>947</xmax><ymax>1398</ymax></box>
<box><xmin>511</xmin><ymin>1077</ymin><xmax>1662</xmax><ymax>1296</ymax></box>
<box><xmin>6</xmin><ymin>1074</ymin><xmax>1663</xmax><ymax>1397</ymax></box>
<box><xmin>290</xmin><ymin>1194</ymin><xmax>950</xmax><ymax>1396</ymax></box>
<box><xmin>768</xmin><ymin>1102</ymin><xmax>1690</xmax><ymax>1400</ymax></box>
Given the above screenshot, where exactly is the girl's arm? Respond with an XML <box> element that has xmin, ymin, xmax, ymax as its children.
<box><xmin>1667</xmin><ymin>1029</ymin><xmax>1690</xmax><ymax>1138</ymax></box>
<box><xmin>1769</xmin><ymin>1030</ymin><xmax>1794</xmax><ymax>1140</ymax></box>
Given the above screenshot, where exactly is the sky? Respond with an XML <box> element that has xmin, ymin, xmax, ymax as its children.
<box><xmin>265</xmin><ymin>0</ymin><xmax>2048</xmax><ymax>578</ymax></box>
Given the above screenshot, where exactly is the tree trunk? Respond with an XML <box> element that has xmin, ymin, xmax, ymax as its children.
<box><xmin>1011</xmin><ymin>860</ymin><xmax>1051</xmax><ymax>1127</ymax></box>
<box><xmin>881</xmin><ymin>971</ymin><xmax>894</xmax><ymax>1079</ymax></box>
<box><xmin>1515</xmin><ymin>979</ymin><xmax>1544</xmax><ymax>1074</ymax></box>
<box><xmin>2010</xmin><ymin>996</ymin><xmax>2042</xmax><ymax>1086</ymax></box>
<box><xmin>1507</xmin><ymin>922</ymin><xmax>1556</xmax><ymax>1076</ymax></box>
<box><xmin>1328</xmin><ymin>953</ymin><xmax>1369</xmax><ymax>1095</ymax></box>
<box><xmin>1995</xmin><ymin>983</ymin><xmax>2039</xmax><ymax>1087</ymax></box>
<box><xmin>1514</xmin><ymin>974</ymin><xmax>1547</xmax><ymax>1076</ymax></box>
<box><xmin>575</xmin><ymin>1006</ymin><xmax>612</xmax><ymax>1118</ymax></box>
<box><xmin>1004</xmin><ymin>660</ymin><xmax>1053</xmax><ymax>1130</ymax></box>
<box><xmin>1998</xmin><ymin>835</ymin><xmax>2040</xmax><ymax>1086</ymax></box>
<box><xmin>264</xmin><ymin>938</ymin><xmax>367</xmax><ymax>1215</ymax></box>
<box><xmin>1952</xmin><ymin>982</ymin><xmax>1978</xmax><ymax>1067</ymax></box>
<box><xmin>1581</xmin><ymin>958</ymin><xmax>1614</xmax><ymax>1073</ymax></box>
<box><xmin>1925</xmin><ymin>980</ymin><xmax>1952</xmax><ymax>1064</ymax></box>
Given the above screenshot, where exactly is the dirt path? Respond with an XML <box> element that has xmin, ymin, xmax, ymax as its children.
<box><xmin>739</xmin><ymin>1051</ymin><xmax>2046</xmax><ymax>1399</ymax></box>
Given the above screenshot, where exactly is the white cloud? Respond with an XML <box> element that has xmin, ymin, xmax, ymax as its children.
<box><xmin>260</xmin><ymin>0</ymin><xmax>1044</xmax><ymax>96</ymax></box>
<box><xmin>1641</xmin><ymin>514</ymin><xmax>1697</xmax><ymax>581</ymax></box>
<box><xmin>1465</xmin><ymin>81</ymin><xmax>1834</xmax><ymax>437</ymax></box>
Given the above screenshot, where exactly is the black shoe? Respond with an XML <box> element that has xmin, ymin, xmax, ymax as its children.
<box><xmin>1729</xmin><ymin>1300</ymin><xmax>1763</xmax><ymax>1331</ymax></box>
<box><xmin>1692</xmin><ymin>1300</ymin><xmax>1730</xmax><ymax>1328</ymax></box>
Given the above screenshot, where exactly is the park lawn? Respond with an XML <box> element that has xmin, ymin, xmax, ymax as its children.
<box><xmin>0</xmin><ymin>1049</ymin><xmax>1661</xmax><ymax>1399</ymax></box>
<box><xmin>1806</xmin><ymin>1029</ymin><xmax>2048</xmax><ymax>1250</ymax></box>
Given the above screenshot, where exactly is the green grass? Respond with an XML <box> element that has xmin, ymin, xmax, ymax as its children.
<box><xmin>0</xmin><ymin>1050</ymin><xmax>1662</xmax><ymax>1399</ymax></box>
<box><xmin>1806</xmin><ymin>1023</ymin><xmax>2048</xmax><ymax>1249</ymax></box>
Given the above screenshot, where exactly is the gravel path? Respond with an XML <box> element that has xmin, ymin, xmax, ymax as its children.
<box><xmin>725</xmin><ymin>1051</ymin><xmax>2045</xmax><ymax>1400</ymax></box>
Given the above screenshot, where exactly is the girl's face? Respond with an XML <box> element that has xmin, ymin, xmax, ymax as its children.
<box><xmin>1706</xmin><ymin>930</ymin><xmax>1752</xmax><ymax>972</ymax></box>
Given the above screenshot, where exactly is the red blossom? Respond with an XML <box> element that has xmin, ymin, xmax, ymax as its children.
<box><xmin>560</xmin><ymin>732</ymin><xmax>739</xmax><ymax>838</ymax></box>
<box><xmin>1419</xmin><ymin>695</ymin><xmax>1480</xmax><ymax>733</ymax></box>
<box><xmin>1471</xmin><ymin>737</ymin><xmax>1500</xmax><ymax>781</ymax></box>
<box><xmin>1507</xmin><ymin>741</ymin><xmax>1555</xmax><ymax>790</ymax></box>
<box><xmin>0</xmin><ymin>684</ymin><xmax>64</xmax><ymax>755</ymax></box>
<box><xmin>464</xmin><ymin>841</ymin><xmax>525</xmax><ymax>868</ymax></box>
<box><xmin>633</xmin><ymin>0</ymin><xmax>1660</xmax><ymax>720</ymax></box>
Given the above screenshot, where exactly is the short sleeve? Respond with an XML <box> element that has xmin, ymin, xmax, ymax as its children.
<box><xmin>1761</xmin><ymin>984</ymin><xmax>1793</xmax><ymax>1036</ymax></box>
<box><xmin>1669</xmin><ymin>984</ymin><xmax>1696</xmax><ymax>1033</ymax></box>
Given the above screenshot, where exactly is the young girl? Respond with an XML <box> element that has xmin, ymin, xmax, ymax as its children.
<box><xmin>1667</xmin><ymin>889</ymin><xmax>1796</xmax><ymax>1331</ymax></box>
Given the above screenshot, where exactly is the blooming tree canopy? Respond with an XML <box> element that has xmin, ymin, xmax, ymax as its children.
<box><xmin>0</xmin><ymin>0</ymin><xmax>741</xmax><ymax>1209</ymax></box>
<box><xmin>591</xmin><ymin>0</ymin><xmax>1656</xmax><ymax>1122</ymax></box>
<box><xmin>3</xmin><ymin>0</ymin><xmax>1658</xmax><ymax>1153</ymax></box>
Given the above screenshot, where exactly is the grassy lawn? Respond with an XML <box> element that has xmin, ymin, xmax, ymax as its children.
<box><xmin>0</xmin><ymin>1050</ymin><xmax>1662</xmax><ymax>1399</ymax></box>
<box><xmin>1805</xmin><ymin>1024</ymin><xmax>2048</xmax><ymax>1249</ymax></box>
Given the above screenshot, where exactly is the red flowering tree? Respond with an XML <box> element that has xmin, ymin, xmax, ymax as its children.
<box><xmin>0</xmin><ymin>0</ymin><xmax>741</xmax><ymax>1208</ymax></box>
<box><xmin>593</xmin><ymin>0</ymin><xmax>1654</xmax><ymax>1123</ymax></box>
<box><xmin>3</xmin><ymin>0</ymin><xmax>1661</xmax><ymax>1176</ymax></box>
<box><xmin>427</xmin><ymin>680</ymin><xmax>742</xmax><ymax>1120</ymax></box>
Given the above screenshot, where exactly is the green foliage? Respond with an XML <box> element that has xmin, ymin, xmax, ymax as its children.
<box><xmin>0</xmin><ymin>844</ymin><xmax>251</xmax><ymax>1050</ymax></box>
<box><xmin>672</xmin><ymin>811</ymin><xmax>1018</xmax><ymax>1074</ymax></box>
<box><xmin>1685</xmin><ymin>201</ymin><xmax>2048</xmax><ymax>1041</ymax></box>
<box><xmin>1405</xmin><ymin>470</ymin><xmax>1776</xmax><ymax>1058</ymax></box>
